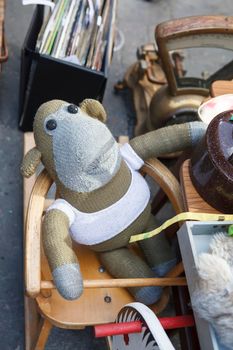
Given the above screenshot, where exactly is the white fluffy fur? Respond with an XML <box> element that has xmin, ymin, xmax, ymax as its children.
<box><xmin>192</xmin><ymin>232</ymin><xmax>233</xmax><ymax>349</ymax></box>
<box><xmin>210</xmin><ymin>232</ymin><xmax>233</xmax><ymax>267</ymax></box>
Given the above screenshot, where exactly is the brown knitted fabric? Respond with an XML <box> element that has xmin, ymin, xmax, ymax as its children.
<box><xmin>20</xmin><ymin>147</ymin><xmax>41</xmax><ymax>178</ymax></box>
<box><xmin>100</xmin><ymin>247</ymin><xmax>155</xmax><ymax>297</ymax></box>
<box><xmin>35</xmin><ymin>100</ymin><xmax>65</xmax><ymax>122</ymax></box>
<box><xmin>94</xmin><ymin>212</ymin><xmax>174</xmax><ymax>263</ymax></box>
<box><xmin>33</xmin><ymin>100</ymin><xmax>65</xmax><ymax>181</ymax></box>
<box><xmin>129</xmin><ymin>123</ymin><xmax>191</xmax><ymax>160</ymax></box>
<box><xmin>80</xmin><ymin>99</ymin><xmax>107</xmax><ymax>122</ymax></box>
<box><xmin>58</xmin><ymin>160</ymin><xmax>132</xmax><ymax>212</ymax></box>
<box><xmin>42</xmin><ymin>209</ymin><xmax>78</xmax><ymax>271</ymax></box>
<box><xmin>140</xmin><ymin>231</ymin><xmax>175</xmax><ymax>266</ymax></box>
<box><xmin>139</xmin><ymin>215</ymin><xmax>175</xmax><ymax>267</ymax></box>
<box><xmin>91</xmin><ymin>204</ymin><xmax>151</xmax><ymax>252</ymax></box>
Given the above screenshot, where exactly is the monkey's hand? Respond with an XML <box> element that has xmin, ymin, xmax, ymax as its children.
<box><xmin>42</xmin><ymin>209</ymin><xmax>83</xmax><ymax>300</ymax></box>
<box><xmin>21</xmin><ymin>147</ymin><xmax>42</xmax><ymax>178</ymax></box>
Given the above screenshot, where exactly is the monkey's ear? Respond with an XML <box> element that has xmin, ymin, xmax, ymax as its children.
<box><xmin>21</xmin><ymin>147</ymin><xmax>42</xmax><ymax>178</ymax></box>
<box><xmin>80</xmin><ymin>99</ymin><xmax>107</xmax><ymax>123</ymax></box>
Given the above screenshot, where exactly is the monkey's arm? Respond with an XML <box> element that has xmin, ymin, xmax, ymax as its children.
<box><xmin>129</xmin><ymin>121</ymin><xmax>207</xmax><ymax>161</ymax></box>
<box><xmin>21</xmin><ymin>147</ymin><xmax>42</xmax><ymax>178</ymax></box>
<box><xmin>42</xmin><ymin>209</ymin><xmax>83</xmax><ymax>300</ymax></box>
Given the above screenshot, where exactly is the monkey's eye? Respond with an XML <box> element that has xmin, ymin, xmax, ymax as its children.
<box><xmin>67</xmin><ymin>104</ymin><xmax>79</xmax><ymax>114</ymax></box>
<box><xmin>46</xmin><ymin>119</ymin><xmax>57</xmax><ymax>131</ymax></box>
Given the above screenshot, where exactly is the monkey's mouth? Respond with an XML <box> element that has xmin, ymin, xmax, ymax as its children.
<box><xmin>86</xmin><ymin>148</ymin><xmax>116</xmax><ymax>175</ymax></box>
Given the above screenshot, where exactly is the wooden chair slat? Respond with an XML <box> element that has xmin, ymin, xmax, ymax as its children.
<box><xmin>40</xmin><ymin>277</ymin><xmax>187</xmax><ymax>289</ymax></box>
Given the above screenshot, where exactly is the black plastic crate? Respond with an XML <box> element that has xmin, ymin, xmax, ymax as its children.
<box><xmin>19</xmin><ymin>3</ymin><xmax>116</xmax><ymax>131</ymax></box>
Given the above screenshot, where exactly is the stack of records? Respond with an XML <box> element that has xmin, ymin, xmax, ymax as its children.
<box><xmin>36</xmin><ymin>0</ymin><xmax>113</xmax><ymax>71</ymax></box>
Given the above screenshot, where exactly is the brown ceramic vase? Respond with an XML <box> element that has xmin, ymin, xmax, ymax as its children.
<box><xmin>190</xmin><ymin>110</ymin><xmax>233</xmax><ymax>213</ymax></box>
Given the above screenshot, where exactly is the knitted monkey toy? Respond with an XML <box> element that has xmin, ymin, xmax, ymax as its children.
<box><xmin>21</xmin><ymin>99</ymin><xmax>206</xmax><ymax>304</ymax></box>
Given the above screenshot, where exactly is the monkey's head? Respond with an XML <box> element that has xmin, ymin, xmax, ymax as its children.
<box><xmin>21</xmin><ymin>99</ymin><xmax>121</xmax><ymax>192</ymax></box>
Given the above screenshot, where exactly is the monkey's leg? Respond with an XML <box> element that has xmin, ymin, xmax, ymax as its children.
<box><xmin>138</xmin><ymin>215</ymin><xmax>177</xmax><ymax>277</ymax></box>
<box><xmin>42</xmin><ymin>209</ymin><xmax>83</xmax><ymax>300</ymax></box>
<box><xmin>100</xmin><ymin>247</ymin><xmax>162</xmax><ymax>305</ymax></box>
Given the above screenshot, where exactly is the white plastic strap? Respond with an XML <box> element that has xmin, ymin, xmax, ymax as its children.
<box><xmin>126</xmin><ymin>303</ymin><xmax>175</xmax><ymax>350</ymax></box>
<box><xmin>120</xmin><ymin>302</ymin><xmax>175</xmax><ymax>350</ymax></box>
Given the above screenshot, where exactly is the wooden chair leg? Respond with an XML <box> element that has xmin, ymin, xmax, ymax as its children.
<box><xmin>25</xmin><ymin>296</ymin><xmax>42</xmax><ymax>350</ymax></box>
<box><xmin>34</xmin><ymin>319</ymin><xmax>53</xmax><ymax>350</ymax></box>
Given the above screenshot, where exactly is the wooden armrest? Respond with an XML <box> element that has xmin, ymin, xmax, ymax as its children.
<box><xmin>25</xmin><ymin>169</ymin><xmax>53</xmax><ymax>298</ymax></box>
<box><xmin>156</xmin><ymin>15</ymin><xmax>233</xmax><ymax>42</ymax></box>
<box><xmin>142</xmin><ymin>158</ymin><xmax>184</xmax><ymax>214</ymax></box>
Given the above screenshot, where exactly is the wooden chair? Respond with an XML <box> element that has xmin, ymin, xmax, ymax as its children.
<box><xmin>24</xmin><ymin>139</ymin><xmax>186</xmax><ymax>350</ymax></box>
